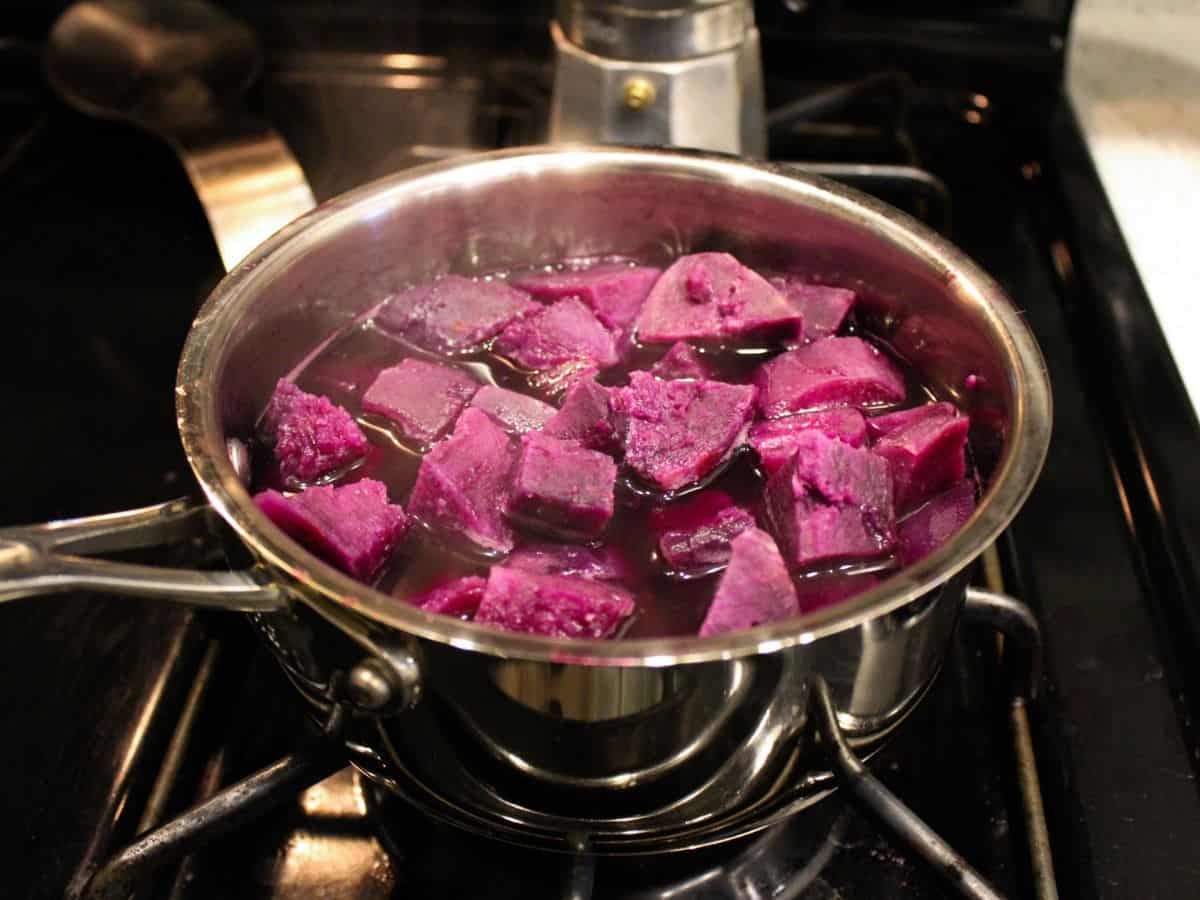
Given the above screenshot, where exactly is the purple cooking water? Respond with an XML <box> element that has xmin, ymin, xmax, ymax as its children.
<box><xmin>249</xmin><ymin>254</ymin><xmax>977</xmax><ymax>640</ymax></box>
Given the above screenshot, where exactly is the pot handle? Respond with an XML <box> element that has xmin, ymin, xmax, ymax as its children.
<box><xmin>0</xmin><ymin>499</ymin><xmax>285</xmax><ymax>611</ymax></box>
<box><xmin>175</xmin><ymin>113</ymin><xmax>317</xmax><ymax>272</ymax></box>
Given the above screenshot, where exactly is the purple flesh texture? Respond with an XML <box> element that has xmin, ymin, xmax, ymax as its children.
<box><xmin>506</xmin><ymin>542</ymin><xmax>633</xmax><ymax>582</ymax></box>
<box><xmin>699</xmin><ymin>528</ymin><xmax>799</xmax><ymax>636</ymax></box>
<box><xmin>770</xmin><ymin>278</ymin><xmax>856</xmax><ymax>342</ymax></box>
<box><xmin>469</xmin><ymin>384</ymin><xmax>556</xmax><ymax>435</ymax></box>
<box><xmin>493</xmin><ymin>297</ymin><xmax>619</xmax><ymax>371</ymax></box>
<box><xmin>866</xmin><ymin>401</ymin><xmax>959</xmax><ymax>441</ymax></box>
<box><xmin>507</xmin><ymin>432</ymin><xmax>616</xmax><ymax>539</ymax></box>
<box><xmin>650</xmin><ymin>341</ymin><xmax>713</xmax><ymax>380</ymax></box>
<box><xmin>475</xmin><ymin>568</ymin><xmax>635</xmax><ymax>638</ymax></box>
<box><xmin>755</xmin><ymin>336</ymin><xmax>906</xmax><ymax>418</ymax></box>
<box><xmin>872</xmin><ymin>404</ymin><xmax>969</xmax><ymax>513</ymax></box>
<box><xmin>897</xmin><ymin>480</ymin><xmax>978</xmax><ymax>565</ymax></box>
<box><xmin>261</xmin><ymin>379</ymin><xmax>369</xmax><ymax>488</ymax></box>
<box><xmin>543</xmin><ymin>379</ymin><xmax>623</xmax><ymax>452</ymax></box>
<box><xmin>407</xmin><ymin>408</ymin><xmax>517</xmax><ymax>555</ymax></box>
<box><xmin>622</xmin><ymin>372</ymin><xmax>756</xmax><ymax>491</ymax></box>
<box><xmin>361</xmin><ymin>359</ymin><xmax>479</xmax><ymax>447</ymax></box>
<box><xmin>765</xmin><ymin>431</ymin><xmax>896</xmax><ymax>568</ymax></box>
<box><xmin>374</xmin><ymin>275</ymin><xmax>538</xmax><ymax>354</ymax></box>
<box><xmin>511</xmin><ymin>263</ymin><xmax>660</xmax><ymax>332</ymax></box>
<box><xmin>748</xmin><ymin>408</ymin><xmax>868</xmax><ymax>476</ymax></box>
<box><xmin>635</xmin><ymin>253</ymin><xmax>802</xmax><ymax>344</ymax></box>
<box><xmin>650</xmin><ymin>491</ymin><xmax>756</xmax><ymax>574</ymax></box>
<box><xmin>254</xmin><ymin>479</ymin><xmax>408</xmax><ymax>581</ymax></box>
<box><xmin>413</xmin><ymin>575</ymin><xmax>487</xmax><ymax>617</ymax></box>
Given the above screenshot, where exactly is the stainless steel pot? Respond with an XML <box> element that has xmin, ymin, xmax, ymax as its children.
<box><xmin>0</xmin><ymin>147</ymin><xmax>1051</xmax><ymax>852</ymax></box>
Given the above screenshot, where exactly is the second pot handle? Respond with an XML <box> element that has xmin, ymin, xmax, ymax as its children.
<box><xmin>176</xmin><ymin>114</ymin><xmax>317</xmax><ymax>273</ymax></box>
<box><xmin>0</xmin><ymin>499</ymin><xmax>285</xmax><ymax>611</ymax></box>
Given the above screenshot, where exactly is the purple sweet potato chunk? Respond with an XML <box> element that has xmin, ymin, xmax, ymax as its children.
<box><xmin>469</xmin><ymin>384</ymin><xmax>556</xmax><ymax>435</ymax></box>
<box><xmin>699</xmin><ymin>528</ymin><xmax>799</xmax><ymax>636</ymax></box>
<box><xmin>897</xmin><ymin>480</ymin><xmax>977</xmax><ymax>566</ymax></box>
<box><xmin>475</xmin><ymin>568</ymin><xmax>635</xmax><ymax>638</ymax></box>
<box><xmin>755</xmin><ymin>337</ymin><xmax>906</xmax><ymax>418</ymax></box>
<box><xmin>493</xmin><ymin>297</ymin><xmax>619</xmax><ymax>371</ymax></box>
<box><xmin>771</xmin><ymin>278</ymin><xmax>856</xmax><ymax>341</ymax></box>
<box><xmin>872</xmin><ymin>403</ymin><xmax>969</xmax><ymax>513</ymax></box>
<box><xmin>361</xmin><ymin>359</ymin><xmax>478</xmax><ymax>446</ymax></box>
<box><xmin>765</xmin><ymin>431</ymin><xmax>895</xmax><ymax>568</ymax></box>
<box><xmin>254</xmin><ymin>479</ymin><xmax>408</xmax><ymax>580</ymax></box>
<box><xmin>635</xmin><ymin>253</ymin><xmax>802</xmax><ymax>344</ymax></box>
<box><xmin>650</xmin><ymin>341</ymin><xmax>713</xmax><ymax>380</ymax></box>
<box><xmin>507</xmin><ymin>542</ymin><xmax>633</xmax><ymax>582</ymax></box>
<box><xmin>413</xmin><ymin>575</ymin><xmax>487</xmax><ymax>617</ymax></box>
<box><xmin>622</xmin><ymin>372</ymin><xmax>756</xmax><ymax>491</ymax></box>
<box><xmin>650</xmin><ymin>490</ymin><xmax>756</xmax><ymax>575</ymax></box>
<box><xmin>375</xmin><ymin>275</ymin><xmax>538</xmax><ymax>354</ymax></box>
<box><xmin>407</xmin><ymin>408</ymin><xmax>517</xmax><ymax>555</ymax></box>
<box><xmin>748</xmin><ymin>408</ymin><xmax>868</xmax><ymax>476</ymax></box>
<box><xmin>507</xmin><ymin>432</ymin><xmax>616</xmax><ymax>539</ymax></box>
<box><xmin>543</xmin><ymin>379</ymin><xmax>623</xmax><ymax>451</ymax></box>
<box><xmin>261</xmin><ymin>379</ymin><xmax>368</xmax><ymax>487</ymax></box>
<box><xmin>511</xmin><ymin>264</ymin><xmax>660</xmax><ymax>332</ymax></box>
<box><xmin>866</xmin><ymin>401</ymin><xmax>959</xmax><ymax>441</ymax></box>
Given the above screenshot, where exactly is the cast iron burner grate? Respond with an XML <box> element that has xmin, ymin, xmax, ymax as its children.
<box><xmin>74</xmin><ymin>574</ymin><xmax>1050</xmax><ymax>900</ymax></box>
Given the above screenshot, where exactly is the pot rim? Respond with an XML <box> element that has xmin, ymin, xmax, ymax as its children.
<box><xmin>176</xmin><ymin>145</ymin><xmax>1052</xmax><ymax>666</ymax></box>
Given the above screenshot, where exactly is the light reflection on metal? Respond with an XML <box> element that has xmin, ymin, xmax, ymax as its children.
<box><xmin>298</xmin><ymin>768</ymin><xmax>369</xmax><ymax>818</ymax></box>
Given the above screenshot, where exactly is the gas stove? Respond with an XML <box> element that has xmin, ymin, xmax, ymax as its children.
<box><xmin>3</xmin><ymin>2</ymin><xmax>1200</xmax><ymax>898</ymax></box>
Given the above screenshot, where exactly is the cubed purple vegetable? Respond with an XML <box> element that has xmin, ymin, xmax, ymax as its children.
<box><xmin>407</xmin><ymin>408</ymin><xmax>517</xmax><ymax>555</ymax></box>
<box><xmin>866</xmin><ymin>401</ymin><xmax>958</xmax><ymax>441</ymax></box>
<box><xmin>493</xmin><ymin>297</ymin><xmax>619</xmax><ymax>371</ymax></box>
<box><xmin>770</xmin><ymin>278</ymin><xmax>856</xmax><ymax>341</ymax></box>
<box><xmin>635</xmin><ymin>253</ymin><xmax>802</xmax><ymax>344</ymax></box>
<box><xmin>622</xmin><ymin>372</ymin><xmax>756</xmax><ymax>491</ymax></box>
<box><xmin>475</xmin><ymin>568</ymin><xmax>635</xmax><ymax>638</ymax></box>
<box><xmin>650</xmin><ymin>341</ymin><xmax>713</xmax><ymax>380</ymax></box>
<box><xmin>748</xmin><ymin>408</ymin><xmax>868</xmax><ymax>476</ymax></box>
<box><xmin>261</xmin><ymin>379</ymin><xmax>368</xmax><ymax>487</ymax></box>
<box><xmin>651</xmin><ymin>490</ymin><xmax>756</xmax><ymax>575</ymax></box>
<box><xmin>361</xmin><ymin>359</ymin><xmax>479</xmax><ymax>447</ymax></box>
<box><xmin>507</xmin><ymin>432</ymin><xmax>616</xmax><ymax>539</ymax></box>
<box><xmin>507</xmin><ymin>542</ymin><xmax>633</xmax><ymax>582</ymax></box>
<box><xmin>511</xmin><ymin>263</ymin><xmax>660</xmax><ymax>332</ymax></box>
<box><xmin>872</xmin><ymin>403</ymin><xmax>969</xmax><ymax>513</ymax></box>
<box><xmin>413</xmin><ymin>575</ymin><xmax>487</xmax><ymax>617</ymax></box>
<box><xmin>897</xmin><ymin>480</ymin><xmax>977</xmax><ymax>565</ymax></box>
<box><xmin>375</xmin><ymin>275</ymin><xmax>538</xmax><ymax>354</ymax></box>
<box><xmin>699</xmin><ymin>528</ymin><xmax>799</xmax><ymax>636</ymax></box>
<box><xmin>254</xmin><ymin>479</ymin><xmax>408</xmax><ymax>580</ymax></box>
<box><xmin>755</xmin><ymin>337</ymin><xmax>906</xmax><ymax>418</ymax></box>
<box><xmin>765</xmin><ymin>431</ymin><xmax>895</xmax><ymax>568</ymax></box>
<box><xmin>469</xmin><ymin>384</ymin><xmax>556</xmax><ymax>435</ymax></box>
<box><xmin>543</xmin><ymin>379</ymin><xmax>623</xmax><ymax>452</ymax></box>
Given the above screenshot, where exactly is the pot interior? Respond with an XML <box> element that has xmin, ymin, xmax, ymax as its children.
<box><xmin>177</xmin><ymin>146</ymin><xmax>1050</xmax><ymax>664</ymax></box>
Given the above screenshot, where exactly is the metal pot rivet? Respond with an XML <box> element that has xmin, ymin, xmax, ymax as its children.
<box><xmin>347</xmin><ymin>658</ymin><xmax>398</xmax><ymax>712</ymax></box>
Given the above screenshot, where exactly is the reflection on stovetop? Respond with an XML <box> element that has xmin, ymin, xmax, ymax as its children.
<box><xmin>156</xmin><ymin>620</ymin><xmax>1019</xmax><ymax>900</ymax></box>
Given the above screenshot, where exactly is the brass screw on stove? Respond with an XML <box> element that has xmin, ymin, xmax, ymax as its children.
<box><xmin>623</xmin><ymin>76</ymin><xmax>657</xmax><ymax>110</ymax></box>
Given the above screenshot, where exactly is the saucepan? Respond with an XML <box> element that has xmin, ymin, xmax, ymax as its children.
<box><xmin>0</xmin><ymin>146</ymin><xmax>1051</xmax><ymax>852</ymax></box>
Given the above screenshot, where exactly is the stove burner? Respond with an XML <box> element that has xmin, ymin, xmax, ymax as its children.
<box><xmin>73</xmin><ymin>581</ymin><xmax>1043</xmax><ymax>900</ymax></box>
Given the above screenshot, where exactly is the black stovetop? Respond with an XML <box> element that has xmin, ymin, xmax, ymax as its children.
<box><xmin>3</xmin><ymin>4</ymin><xmax>1200</xmax><ymax>898</ymax></box>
